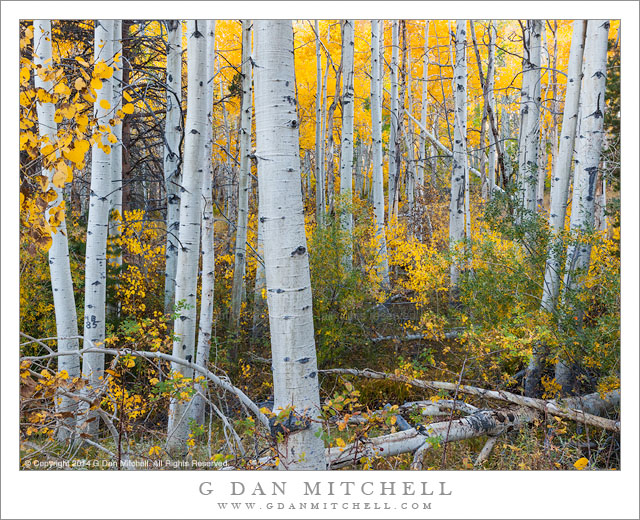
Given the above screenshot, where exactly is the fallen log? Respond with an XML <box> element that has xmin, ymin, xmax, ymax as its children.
<box><xmin>320</xmin><ymin>368</ymin><xmax>620</xmax><ymax>432</ymax></box>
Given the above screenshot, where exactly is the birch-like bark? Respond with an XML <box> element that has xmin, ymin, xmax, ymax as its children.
<box><xmin>339</xmin><ymin>19</ymin><xmax>355</xmax><ymax>266</ymax></box>
<box><xmin>33</xmin><ymin>20</ymin><xmax>81</xmax><ymax>441</ymax></box>
<box><xmin>525</xmin><ymin>22</ymin><xmax>580</xmax><ymax>400</ymax></box>
<box><xmin>166</xmin><ymin>20</ymin><xmax>207</xmax><ymax>456</ymax></box>
<box><xmin>230</xmin><ymin>20</ymin><xmax>253</xmax><ymax>329</ymax></box>
<box><xmin>540</xmin><ymin>20</ymin><xmax>586</xmax><ymax>313</ymax></box>
<box><xmin>163</xmin><ymin>20</ymin><xmax>183</xmax><ymax>314</ymax></box>
<box><xmin>402</xmin><ymin>23</ymin><xmax>416</xmax><ymax>221</ymax></box>
<box><xmin>556</xmin><ymin>20</ymin><xmax>610</xmax><ymax>394</ymax></box>
<box><xmin>108</xmin><ymin>21</ymin><xmax>123</xmax><ymax>287</ymax></box>
<box><xmin>193</xmin><ymin>19</ymin><xmax>216</xmax><ymax>427</ymax></box>
<box><xmin>387</xmin><ymin>21</ymin><xmax>400</xmax><ymax>221</ymax></box>
<box><xmin>486</xmin><ymin>21</ymin><xmax>497</xmax><ymax>197</ymax></box>
<box><xmin>254</xmin><ymin>19</ymin><xmax>326</xmax><ymax>470</ymax></box>
<box><xmin>519</xmin><ymin>20</ymin><xmax>542</xmax><ymax>212</ymax></box>
<box><xmin>314</xmin><ymin>20</ymin><xmax>326</xmax><ymax>227</ymax></box>
<box><xmin>536</xmin><ymin>23</ymin><xmax>548</xmax><ymax>210</ymax></box>
<box><xmin>252</xmin><ymin>215</ymin><xmax>266</xmax><ymax>338</ymax></box>
<box><xmin>370</xmin><ymin>20</ymin><xmax>390</xmax><ymax>287</ymax></box>
<box><xmin>418</xmin><ymin>20</ymin><xmax>430</xmax><ymax>190</ymax></box>
<box><xmin>81</xmin><ymin>19</ymin><xmax>115</xmax><ymax>436</ymax></box>
<box><xmin>448</xmin><ymin>21</ymin><xmax>468</xmax><ymax>299</ymax></box>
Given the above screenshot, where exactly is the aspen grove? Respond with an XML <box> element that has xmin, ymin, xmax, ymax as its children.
<box><xmin>19</xmin><ymin>19</ymin><xmax>621</xmax><ymax>471</ymax></box>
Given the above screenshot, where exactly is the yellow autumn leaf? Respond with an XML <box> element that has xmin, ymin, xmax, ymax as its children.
<box><xmin>149</xmin><ymin>446</ymin><xmax>161</xmax><ymax>457</ymax></box>
<box><xmin>123</xmin><ymin>90</ymin><xmax>133</xmax><ymax>102</ymax></box>
<box><xmin>125</xmin><ymin>358</ymin><xmax>135</xmax><ymax>368</ymax></box>
<box><xmin>107</xmin><ymin>133</ymin><xmax>118</xmax><ymax>144</ymax></box>
<box><xmin>90</xmin><ymin>77</ymin><xmax>102</xmax><ymax>91</ymax></box>
<box><xmin>335</xmin><ymin>438</ymin><xmax>346</xmax><ymax>448</ymax></box>
<box><xmin>121</xmin><ymin>103</ymin><xmax>134</xmax><ymax>115</ymax></box>
<box><xmin>75</xmin><ymin>139</ymin><xmax>90</xmax><ymax>153</ymax></box>
<box><xmin>51</xmin><ymin>162</ymin><xmax>70</xmax><ymax>188</ymax></box>
<box><xmin>53</xmin><ymin>82</ymin><xmax>71</xmax><ymax>96</ymax></box>
<box><xmin>100</xmin><ymin>99</ymin><xmax>111</xmax><ymax>110</ymax></box>
<box><xmin>573</xmin><ymin>457</ymin><xmax>589</xmax><ymax>471</ymax></box>
<box><xmin>41</xmin><ymin>144</ymin><xmax>55</xmax><ymax>157</ymax></box>
<box><xmin>75</xmin><ymin>56</ymin><xmax>90</xmax><ymax>67</ymax></box>
<box><xmin>20</xmin><ymin>67</ymin><xmax>31</xmax><ymax>86</ymax></box>
<box><xmin>74</xmin><ymin>77</ymin><xmax>87</xmax><ymax>90</ymax></box>
<box><xmin>94</xmin><ymin>62</ymin><xmax>114</xmax><ymax>79</ymax></box>
<box><xmin>63</xmin><ymin>146</ymin><xmax>85</xmax><ymax>165</ymax></box>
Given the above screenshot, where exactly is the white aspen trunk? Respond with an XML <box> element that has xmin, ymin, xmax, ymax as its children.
<box><xmin>370</xmin><ymin>20</ymin><xmax>391</xmax><ymax>287</ymax></box>
<box><xmin>549</xmin><ymin>21</ymin><xmax>560</xmax><ymax>192</ymax></box>
<box><xmin>254</xmin><ymin>19</ymin><xmax>326</xmax><ymax>470</ymax></box>
<box><xmin>556</xmin><ymin>20</ymin><xmax>610</xmax><ymax>394</ymax></box>
<box><xmin>163</xmin><ymin>20</ymin><xmax>183</xmax><ymax>314</ymax></box>
<box><xmin>81</xmin><ymin>19</ymin><xmax>115</xmax><ymax>436</ymax></box>
<box><xmin>354</xmin><ymin>141</ymin><xmax>363</xmax><ymax>196</ymax></box>
<box><xmin>519</xmin><ymin>20</ymin><xmax>542</xmax><ymax>212</ymax></box>
<box><xmin>448</xmin><ymin>21</ymin><xmax>468</xmax><ymax>298</ymax></box>
<box><xmin>417</xmin><ymin>20</ymin><xmax>430</xmax><ymax>190</ymax></box>
<box><xmin>314</xmin><ymin>20</ymin><xmax>326</xmax><ymax>227</ymax></box>
<box><xmin>221</xmin><ymin>80</ymin><xmax>235</xmax><ymax>221</ymax></box>
<box><xmin>339</xmin><ymin>19</ymin><xmax>355</xmax><ymax>266</ymax></box>
<box><xmin>403</xmin><ymin>26</ymin><xmax>416</xmax><ymax>220</ymax></box>
<box><xmin>33</xmin><ymin>20</ymin><xmax>81</xmax><ymax>441</ymax></box>
<box><xmin>108</xmin><ymin>21</ymin><xmax>123</xmax><ymax>291</ymax></box>
<box><xmin>252</xmin><ymin>215</ymin><xmax>266</xmax><ymax>338</ymax></box>
<box><xmin>166</xmin><ymin>20</ymin><xmax>207</xmax><ymax>456</ymax></box>
<box><xmin>487</xmin><ymin>21</ymin><xmax>497</xmax><ymax>197</ymax></box>
<box><xmin>526</xmin><ymin>23</ymin><xmax>586</xmax><ymax>397</ymax></box>
<box><xmin>230</xmin><ymin>20</ymin><xmax>253</xmax><ymax>328</ymax></box>
<box><xmin>387</xmin><ymin>21</ymin><xmax>400</xmax><ymax>222</ymax></box>
<box><xmin>536</xmin><ymin>23</ymin><xmax>548</xmax><ymax>211</ymax></box>
<box><xmin>540</xmin><ymin>21</ymin><xmax>587</xmax><ymax>313</ymax></box>
<box><xmin>193</xmin><ymin>19</ymin><xmax>216</xmax><ymax>427</ymax></box>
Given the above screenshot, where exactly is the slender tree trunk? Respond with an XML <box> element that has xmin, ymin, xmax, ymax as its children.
<box><xmin>166</xmin><ymin>20</ymin><xmax>207</xmax><ymax>456</ymax></box>
<box><xmin>370</xmin><ymin>20</ymin><xmax>391</xmax><ymax>287</ymax></box>
<box><xmin>81</xmin><ymin>19</ymin><xmax>115</xmax><ymax>436</ymax></box>
<box><xmin>325</xmin><ymin>50</ymin><xmax>342</xmax><ymax>217</ymax></box>
<box><xmin>254</xmin><ymin>19</ymin><xmax>326</xmax><ymax>470</ymax></box>
<box><xmin>108</xmin><ymin>21</ymin><xmax>123</xmax><ymax>314</ymax></box>
<box><xmin>388</xmin><ymin>21</ymin><xmax>400</xmax><ymax>222</ymax></box>
<box><xmin>230</xmin><ymin>20</ymin><xmax>253</xmax><ymax>331</ymax></box>
<box><xmin>536</xmin><ymin>23</ymin><xmax>548</xmax><ymax>211</ymax></box>
<box><xmin>519</xmin><ymin>20</ymin><xmax>542</xmax><ymax>212</ymax></box>
<box><xmin>402</xmin><ymin>22</ymin><xmax>416</xmax><ymax>224</ymax></box>
<box><xmin>163</xmin><ymin>20</ymin><xmax>183</xmax><ymax>315</ymax></box>
<box><xmin>486</xmin><ymin>21</ymin><xmax>497</xmax><ymax>197</ymax></box>
<box><xmin>418</xmin><ymin>20</ymin><xmax>430</xmax><ymax>191</ymax></box>
<box><xmin>448</xmin><ymin>21</ymin><xmax>468</xmax><ymax>301</ymax></box>
<box><xmin>314</xmin><ymin>20</ymin><xmax>326</xmax><ymax>227</ymax></box>
<box><xmin>193</xmin><ymin>19</ymin><xmax>216</xmax><ymax>427</ymax></box>
<box><xmin>33</xmin><ymin>20</ymin><xmax>81</xmax><ymax>441</ymax></box>
<box><xmin>339</xmin><ymin>19</ymin><xmax>355</xmax><ymax>266</ymax></box>
<box><xmin>525</xmin><ymin>21</ymin><xmax>586</xmax><ymax>397</ymax></box>
<box><xmin>556</xmin><ymin>20</ymin><xmax>610</xmax><ymax>394</ymax></box>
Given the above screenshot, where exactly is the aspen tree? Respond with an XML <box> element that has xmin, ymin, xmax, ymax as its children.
<box><xmin>519</xmin><ymin>20</ymin><xmax>542</xmax><ymax>212</ymax></box>
<box><xmin>388</xmin><ymin>21</ymin><xmax>400</xmax><ymax>221</ymax></box>
<box><xmin>556</xmin><ymin>20</ymin><xmax>610</xmax><ymax>394</ymax></box>
<box><xmin>193</xmin><ymin>19</ymin><xmax>216</xmax><ymax>426</ymax></box>
<box><xmin>486</xmin><ymin>21</ymin><xmax>497</xmax><ymax>197</ymax></box>
<box><xmin>314</xmin><ymin>20</ymin><xmax>326</xmax><ymax>227</ymax></box>
<box><xmin>163</xmin><ymin>20</ymin><xmax>183</xmax><ymax>314</ymax></box>
<box><xmin>166</xmin><ymin>20</ymin><xmax>207</xmax><ymax>455</ymax></box>
<box><xmin>448</xmin><ymin>20</ymin><xmax>468</xmax><ymax>300</ymax></box>
<box><xmin>108</xmin><ymin>21</ymin><xmax>123</xmax><ymax>291</ymax></box>
<box><xmin>230</xmin><ymin>20</ymin><xmax>253</xmax><ymax>329</ymax></box>
<box><xmin>81</xmin><ymin>19</ymin><xmax>115</xmax><ymax>436</ymax></box>
<box><xmin>339</xmin><ymin>19</ymin><xmax>355</xmax><ymax>266</ymax></box>
<box><xmin>417</xmin><ymin>21</ymin><xmax>430</xmax><ymax>190</ymax></box>
<box><xmin>254</xmin><ymin>19</ymin><xmax>326</xmax><ymax>470</ymax></box>
<box><xmin>33</xmin><ymin>20</ymin><xmax>81</xmax><ymax>441</ymax></box>
<box><xmin>371</xmin><ymin>19</ymin><xmax>391</xmax><ymax>287</ymax></box>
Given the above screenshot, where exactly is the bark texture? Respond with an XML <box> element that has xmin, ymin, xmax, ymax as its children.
<box><xmin>34</xmin><ymin>20</ymin><xmax>81</xmax><ymax>441</ymax></box>
<box><xmin>166</xmin><ymin>20</ymin><xmax>207</xmax><ymax>455</ymax></box>
<box><xmin>254</xmin><ymin>19</ymin><xmax>326</xmax><ymax>470</ymax></box>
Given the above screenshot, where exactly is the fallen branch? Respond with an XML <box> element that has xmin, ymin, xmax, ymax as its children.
<box><xmin>320</xmin><ymin>368</ymin><xmax>620</xmax><ymax>432</ymax></box>
<box><xmin>475</xmin><ymin>435</ymin><xmax>499</xmax><ymax>466</ymax></box>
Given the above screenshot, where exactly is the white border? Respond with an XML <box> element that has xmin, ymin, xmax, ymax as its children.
<box><xmin>2</xmin><ymin>2</ymin><xmax>638</xmax><ymax>519</ymax></box>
